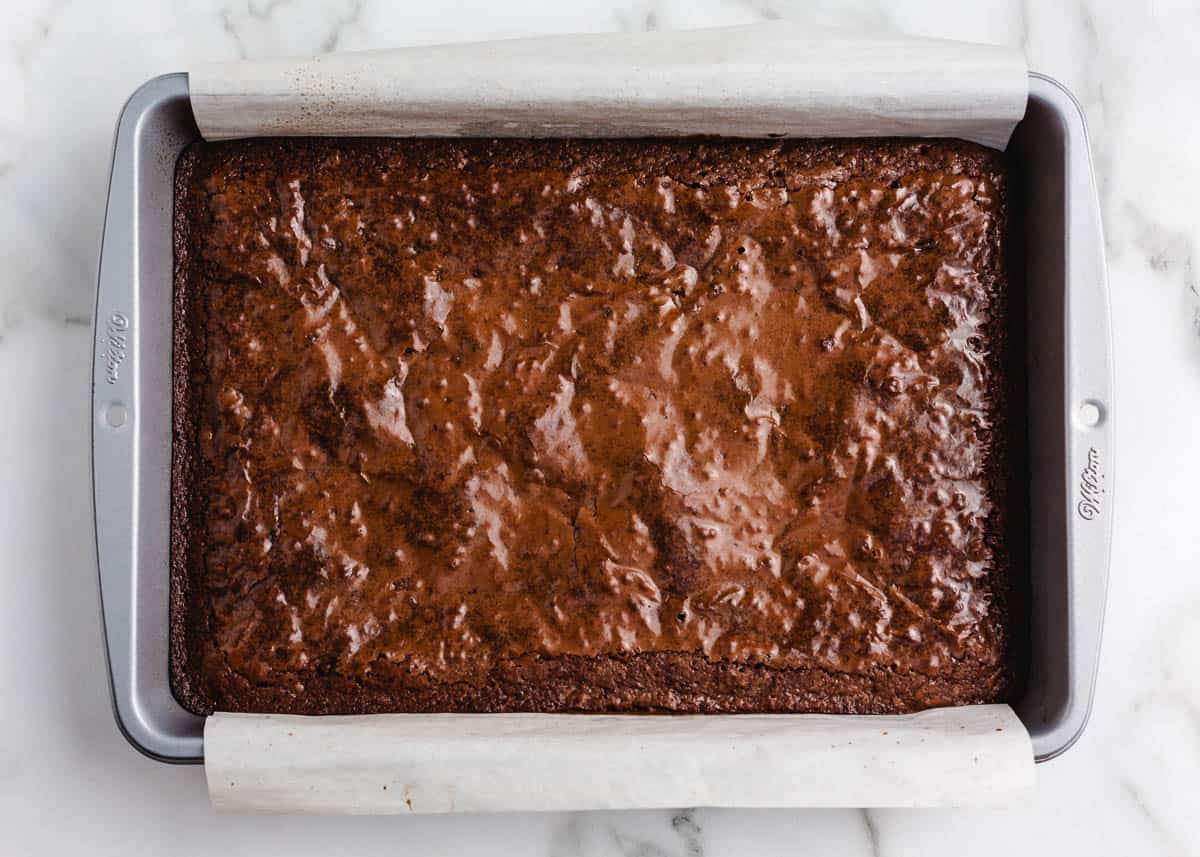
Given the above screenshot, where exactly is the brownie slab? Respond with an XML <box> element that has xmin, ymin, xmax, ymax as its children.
<box><xmin>171</xmin><ymin>138</ymin><xmax>1021</xmax><ymax>715</ymax></box>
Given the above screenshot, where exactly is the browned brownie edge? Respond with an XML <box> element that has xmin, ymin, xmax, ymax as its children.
<box><xmin>169</xmin><ymin>144</ymin><xmax>211</xmax><ymax>715</ymax></box>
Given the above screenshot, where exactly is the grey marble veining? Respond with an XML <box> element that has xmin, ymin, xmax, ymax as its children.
<box><xmin>2</xmin><ymin>0</ymin><xmax>1198</xmax><ymax>854</ymax></box>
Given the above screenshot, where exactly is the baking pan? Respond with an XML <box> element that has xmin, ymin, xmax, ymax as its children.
<box><xmin>92</xmin><ymin>72</ymin><xmax>1112</xmax><ymax>764</ymax></box>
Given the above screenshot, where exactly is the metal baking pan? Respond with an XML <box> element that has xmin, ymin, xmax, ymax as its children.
<box><xmin>92</xmin><ymin>71</ymin><xmax>1112</xmax><ymax>764</ymax></box>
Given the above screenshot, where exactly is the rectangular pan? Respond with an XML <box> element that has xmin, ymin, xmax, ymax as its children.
<box><xmin>92</xmin><ymin>72</ymin><xmax>1112</xmax><ymax>764</ymax></box>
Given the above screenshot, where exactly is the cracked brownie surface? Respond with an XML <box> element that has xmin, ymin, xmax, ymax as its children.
<box><xmin>171</xmin><ymin>138</ymin><xmax>1022</xmax><ymax>715</ymax></box>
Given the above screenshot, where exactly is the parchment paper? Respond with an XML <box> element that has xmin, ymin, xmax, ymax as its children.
<box><xmin>189</xmin><ymin>24</ymin><xmax>1028</xmax><ymax>148</ymax></box>
<box><xmin>206</xmin><ymin>705</ymin><xmax>1033</xmax><ymax>813</ymax></box>
<box><xmin>195</xmin><ymin>26</ymin><xmax>1033</xmax><ymax>813</ymax></box>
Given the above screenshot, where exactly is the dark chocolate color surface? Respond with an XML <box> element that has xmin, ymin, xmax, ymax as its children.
<box><xmin>171</xmin><ymin>138</ymin><xmax>1021</xmax><ymax>715</ymax></box>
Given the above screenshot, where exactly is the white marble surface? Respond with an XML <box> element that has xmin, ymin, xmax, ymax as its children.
<box><xmin>2</xmin><ymin>0</ymin><xmax>1198</xmax><ymax>853</ymax></box>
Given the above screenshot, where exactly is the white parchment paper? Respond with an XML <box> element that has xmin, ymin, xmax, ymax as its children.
<box><xmin>206</xmin><ymin>705</ymin><xmax>1033</xmax><ymax>813</ymax></box>
<box><xmin>189</xmin><ymin>24</ymin><xmax>1028</xmax><ymax>148</ymax></box>
<box><xmin>196</xmin><ymin>27</ymin><xmax>1032</xmax><ymax>813</ymax></box>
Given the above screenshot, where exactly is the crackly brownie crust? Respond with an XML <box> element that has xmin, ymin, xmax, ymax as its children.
<box><xmin>171</xmin><ymin>138</ymin><xmax>1023</xmax><ymax>715</ymax></box>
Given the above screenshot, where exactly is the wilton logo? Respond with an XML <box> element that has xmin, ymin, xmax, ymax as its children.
<box><xmin>1077</xmin><ymin>447</ymin><xmax>1104</xmax><ymax>521</ymax></box>
<box><xmin>103</xmin><ymin>313</ymin><xmax>129</xmax><ymax>385</ymax></box>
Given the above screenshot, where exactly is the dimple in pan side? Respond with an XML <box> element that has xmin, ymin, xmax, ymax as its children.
<box><xmin>92</xmin><ymin>72</ymin><xmax>1111</xmax><ymax>764</ymax></box>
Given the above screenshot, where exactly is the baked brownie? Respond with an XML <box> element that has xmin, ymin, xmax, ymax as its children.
<box><xmin>171</xmin><ymin>138</ymin><xmax>1022</xmax><ymax>715</ymax></box>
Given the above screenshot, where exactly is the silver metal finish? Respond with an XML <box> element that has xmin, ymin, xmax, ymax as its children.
<box><xmin>93</xmin><ymin>74</ymin><xmax>203</xmax><ymax>762</ymax></box>
<box><xmin>93</xmin><ymin>72</ymin><xmax>1112</xmax><ymax>764</ymax></box>
<box><xmin>1011</xmin><ymin>73</ymin><xmax>1113</xmax><ymax>762</ymax></box>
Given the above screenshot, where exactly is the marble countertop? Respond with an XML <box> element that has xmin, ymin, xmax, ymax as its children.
<box><xmin>3</xmin><ymin>0</ymin><xmax>1198</xmax><ymax>853</ymax></box>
